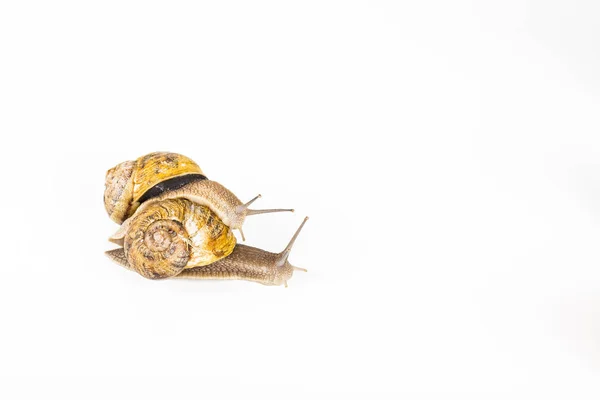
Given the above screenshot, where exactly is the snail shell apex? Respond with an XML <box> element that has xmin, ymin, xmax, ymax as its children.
<box><xmin>104</xmin><ymin>152</ymin><xmax>203</xmax><ymax>224</ymax></box>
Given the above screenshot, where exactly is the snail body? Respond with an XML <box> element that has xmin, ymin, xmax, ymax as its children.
<box><xmin>176</xmin><ymin>217</ymin><xmax>308</xmax><ymax>286</ymax></box>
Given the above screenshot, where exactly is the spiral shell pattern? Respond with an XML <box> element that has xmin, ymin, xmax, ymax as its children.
<box><xmin>124</xmin><ymin>198</ymin><xmax>236</xmax><ymax>279</ymax></box>
<box><xmin>104</xmin><ymin>160</ymin><xmax>135</xmax><ymax>224</ymax></box>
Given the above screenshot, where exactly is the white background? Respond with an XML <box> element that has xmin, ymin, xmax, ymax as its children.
<box><xmin>1</xmin><ymin>1</ymin><xmax>599</xmax><ymax>398</ymax></box>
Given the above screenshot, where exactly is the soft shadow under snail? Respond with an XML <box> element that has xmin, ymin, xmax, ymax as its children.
<box><xmin>104</xmin><ymin>152</ymin><xmax>308</xmax><ymax>287</ymax></box>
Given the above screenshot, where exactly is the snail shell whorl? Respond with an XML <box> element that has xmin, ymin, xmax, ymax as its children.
<box><xmin>124</xmin><ymin>198</ymin><xmax>236</xmax><ymax>279</ymax></box>
<box><xmin>104</xmin><ymin>152</ymin><xmax>204</xmax><ymax>224</ymax></box>
<box><xmin>104</xmin><ymin>160</ymin><xmax>135</xmax><ymax>224</ymax></box>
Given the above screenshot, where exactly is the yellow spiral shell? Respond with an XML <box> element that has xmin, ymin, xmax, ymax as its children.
<box><xmin>124</xmin><ymin>198</ymin><xmax>236</xmax><ymax>279</ymax></box>
<box><xmin>104</xmin><ymin>152</ymin><xmax>204</xmax><ymax>224</ymax></box>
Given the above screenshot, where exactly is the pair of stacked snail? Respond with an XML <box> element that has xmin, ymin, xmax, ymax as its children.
<box><xmin>104</xmin><ymin>152</ymin><xmax>308</xmax><ymax>287</ymax></box>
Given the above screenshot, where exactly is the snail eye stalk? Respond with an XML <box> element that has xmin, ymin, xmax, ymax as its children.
<box><xmin>236</xmin><ymin>193</ymin><xmax>295</xmax><ymax>217</ymax></box>
<box><xmin>277</xmin><ymin>217</ymin><xmax>309</xmax><ymax>267</ymax></box>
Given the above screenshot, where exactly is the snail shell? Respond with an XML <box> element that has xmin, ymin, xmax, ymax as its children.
<box><xmin>104</xmin><ymin>152</ymin><xmax>204</xmax><ymax>224</ymax></box>
<box><xmin>123</xmin><ymin>198</ymin><xmax>236</xmax><ymax>279</ymax></box>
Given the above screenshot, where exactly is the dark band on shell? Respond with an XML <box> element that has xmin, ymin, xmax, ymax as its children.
<box><xmin>138</xmin><ymin>173</ymin><xmax>207</xmax><ymax>204</ymax></box>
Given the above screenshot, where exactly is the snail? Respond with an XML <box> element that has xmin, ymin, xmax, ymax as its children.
<box><xmin>105</xmin><ymin>198</ymin><xmax>308</xmax><ymax>286</ymax></box>
<box><xmin>104</xmin><ymin>151</ymin><xmax>294</xmax><ymax>240</ymax></box>
<box><xmin>104</xmin><ymin>151</ymin><xmax>308</xmax><ymax>286</ymax></box>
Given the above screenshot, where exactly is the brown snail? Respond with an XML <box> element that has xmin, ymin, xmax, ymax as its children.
<box><xmin>106</xmin><ymin>213</ymin><xmax>308</xmax><ymax>286</ymax></box>
<box><xmin>104</xmin><ymin>151</ymin><xmax>293</xmax><ymax>240</ymax></box>
<box><xmin>104</xmin><ymin>152</ymin><xmax>307</xmax><ymax>286</ymax></box>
